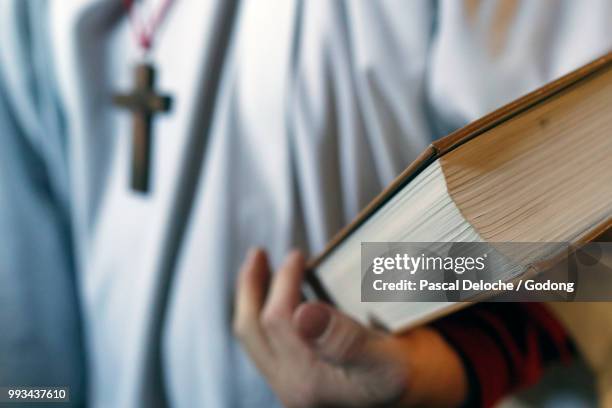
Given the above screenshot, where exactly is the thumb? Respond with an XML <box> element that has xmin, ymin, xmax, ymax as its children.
<box><xmin>293</xmin><ymin>302</ymin><xmax>383</xmax><ymax>366</ymax></box>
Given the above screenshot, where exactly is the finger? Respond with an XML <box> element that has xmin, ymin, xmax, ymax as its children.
<box><xmin>233</xmin><ymin>249</ymin><xmax>276</xmax><ymax>372</ymax></box>
<box><xmin>293</xmin><ymin>302</ymin><xmax>384</xmax><ymax>367</ymax></box>
<box><xmin>261</xmin><ymin>250</ymin><xmax>306</xmax><ymax>326</ymax></box>
<box><xmin>293</xmin><ymin>303</ymin><xmax>409</xmax><ymax>406</ymax></box>
<box><xmin>235</xmin><ymin>248</ymin><xmax>270</xmax><ymax>324</ymax></box>
<box><xmin>259</xmin><ymin>251</ymin><xmax>311</xmax><ymax>358</ymax></box>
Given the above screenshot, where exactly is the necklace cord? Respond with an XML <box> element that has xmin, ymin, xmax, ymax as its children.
<box><xmin>122</xmin><ymin>0</ymin><xmax>176</xmax><ymax>54</ymax></box>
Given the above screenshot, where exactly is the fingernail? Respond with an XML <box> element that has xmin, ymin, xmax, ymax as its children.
<box><xmin>295</xmin><ymin>304</ymin><xmax>331</xmax><ymax>341</ymax></box>
<box><xmin>283</xmin><ymin>249</ymin><xmax>302</xmax><ymax>266</ymax></box>
<box><xmin>246</xmin><ymin>248</ymin><xmax>260</xmax><ymax>263</ymax></box>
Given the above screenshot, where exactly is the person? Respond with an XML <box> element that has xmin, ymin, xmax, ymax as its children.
<box><xmin>0</xmin><ymin>1</ymin><xmax>610</xmax><ymax>407</ymax></box>
<box><xmin>234</xmin><ymin>250</ymin><xmax>575</xmax><ymax>407</ymax></box>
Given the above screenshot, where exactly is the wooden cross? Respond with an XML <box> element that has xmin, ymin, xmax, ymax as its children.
<box><xmin>114</xmin><ymin>63</ymin><xmax>172</xmax><ymax>193</ymax></box>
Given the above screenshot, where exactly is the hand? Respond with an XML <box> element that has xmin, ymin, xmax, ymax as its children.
<box><xmin>233</xmin><ymin>249</ymin><xmax>468</xmax><ymax>407</ymax></box>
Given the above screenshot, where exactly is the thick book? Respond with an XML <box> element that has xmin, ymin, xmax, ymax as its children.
<box><xmin>306</xmin><ymin>52</ymin><xmax>612</xmax><ymax>332</ymax></box>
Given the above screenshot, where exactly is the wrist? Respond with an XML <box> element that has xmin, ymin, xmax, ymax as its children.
<box><xmin>392</xmin><ymin>327</ymin><xmax>468</xmax><ymax>407</ymax></box>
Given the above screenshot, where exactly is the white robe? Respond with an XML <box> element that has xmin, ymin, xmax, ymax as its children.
<box><xmin>0</xmin><ymin>1</ymin><xmax>611</xmax><ymax>407</ymax></box>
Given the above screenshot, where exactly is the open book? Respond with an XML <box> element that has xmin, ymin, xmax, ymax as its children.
<box><xmin>307</xmin><ymin>52</ymin><xmax>612</xmax><ymax>332</ymax></box>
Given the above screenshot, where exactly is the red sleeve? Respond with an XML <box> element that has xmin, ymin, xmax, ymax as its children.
<box><xmin>432</xmin><ymin>303</ymin><xmax>575</xmax><ymax>408</ymax></box>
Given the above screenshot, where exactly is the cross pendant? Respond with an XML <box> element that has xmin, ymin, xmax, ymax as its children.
<box><xmin>114</xmin><ymin>63</ymin><xmax>172</xmax><ymax>193</ymax></box>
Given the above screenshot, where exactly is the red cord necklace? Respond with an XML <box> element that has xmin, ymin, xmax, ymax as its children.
<box><xmin>122</xmin><ymin>0</ymin><xmax>176</xmax><ymax>56</ymax></box>
<box><xmin>113</xmin><ymin>0</ymin><xmax>176</xmax><ymax>194</ymax></box>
